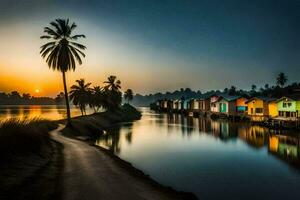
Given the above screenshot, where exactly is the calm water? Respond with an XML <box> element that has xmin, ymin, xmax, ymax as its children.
<box><xmin>0</xmin><ymin>105</ymin><xmax>94</xmax><ymax>121</ymax></box>
<box><xmin>96</xmin><ymin>107</ymin><xmax>300</xmax><ymax>200</ymax></box>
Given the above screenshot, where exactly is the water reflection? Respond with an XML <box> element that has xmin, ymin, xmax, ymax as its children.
<box><xmin>95</xmin><ymin>108</ymin><xmax>300</xmax><ymax>199</ymax></box>
<box><xmin>96</xmin><ymin>110</ymin><xmax>300</xmax><ymax>170</ymax></box>
<box><xmin>0</xmin><ymin>105</ymin><xmax>94</xmax><ymax>121</ymax></box>
<box><xmin>96</xmin><ymin>123</ymin><xmax>134</xmax><ymax>153</ymax></box>
<box><xmin>269</xmin><ymin>135</ymin><xmax>300</xmax><ymax>167</ymax></box>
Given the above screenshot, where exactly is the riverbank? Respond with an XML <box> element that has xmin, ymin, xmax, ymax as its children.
<box><xmin>53</xmin><ymin>124</ymin><xmax>197</xmax><ymax>200</ymax></box>
<box><xmin>0</xmin><ymin>104</ymin><xmax>197</xmax><ymax>200</ymax></box>
<box><xmin>60</xmin><ymin>103</ymin><xmax>142</xmax><ymax>138</ymax></box>
<box><xmin>0</xmin><ymin>119</ymin><xmax>63</xmax><ymax>200</ymax></box>
<box><xmin>60</xmin><ymin>104</ymin><xmax>197</xmax><ymax>200</ymax></box>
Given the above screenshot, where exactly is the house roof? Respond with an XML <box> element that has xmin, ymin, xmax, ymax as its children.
<box><xmin>246</xmin><ymin>96</ymin><xmax>276</xmax><ymax>103</ymax></box>
<box><xmin>218</xmin><ymin>94</ymin><xmax>241</xmax><ymax>102</ymax></box>
<box><xmin>276</xmin><ymin>95</ymin><xmax>300</xmax><ymax>102</ymax></box>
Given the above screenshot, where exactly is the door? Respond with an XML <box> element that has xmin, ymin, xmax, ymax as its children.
<box><xmin>220</xmin><ymin>103</ymin><xmax>227</xmax><ymax>113</ymax></box>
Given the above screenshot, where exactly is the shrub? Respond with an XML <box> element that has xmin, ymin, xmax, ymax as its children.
<box><xmin>0</xmin><ymin>118</ymin><xmax>57</xmax><ymax>164</ymax></box>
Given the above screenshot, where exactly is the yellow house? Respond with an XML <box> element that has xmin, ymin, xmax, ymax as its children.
<box><xmin>246</xmin><ymin>97</ymin><xmax>277</xmax><ymax>120</ymax></box>
<box><xmin>268</xmin><ymin>100</ymin><xmax>278</xmax><ymax>117</ymax></box>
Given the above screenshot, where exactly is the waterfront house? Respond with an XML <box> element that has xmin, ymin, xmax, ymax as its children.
<box><xmin>210</xmin><ymin>95</ymin><xmax>220</xmax><ymax>112</ymax></box>
<box><xmin>190</xmin><ymin>99</ymin><xmax>200</xmax><ymax>111</ymax></box>
<box><xmin>198</xmin><ymin>97</ymin><xmax>211</xmax><ymax>112</ymax></box>
<box><xmin>268</xmin><ymin>100</ymin><xmax>278</xmax><ymax>117</ymax></box>
<box><xmin>156</xmin><ymin>100</ymin><xmax>163</xmax><ymax>110</ymax></box>
<box><xmin>183</xmin><ymin>99</ymin><xmax>191</xmax><ymax>110</ymax></box>
<box><xmin>162</xmin><ymin>99</ymin><xmax>168</xmax><ymax>109</ymax></box>
<box><xmin>178</xmin><ymin>99</ymin><xmax>182</xmax><ymax>110</ymax></box>
<box><xmin>161</xmin><ymin>99</ymin><xmax>173</xmax><ymax>111</ymax></box>
<box><xmin>246</xmin><ymin>97</ymin><xmax>277</xmax><ymax>120</ymax></box>
<box><xmin>217</xmin><ymin>95</ymin><xmax>240</xmax><ymax>115</ymax></box>
<box><xmin>172</xmin><ymin>100</ymin><xmax>179</xmax><ymax>110</ymax></box>
<box><xmin>236</xmin><ymin>97</ymin><xmax>248</xmax><ymax>114</ymax></box>
<box><xmin>276</xmin><ymin>95</ymin><xmax>300</xmax><ymax>119</ymax></box>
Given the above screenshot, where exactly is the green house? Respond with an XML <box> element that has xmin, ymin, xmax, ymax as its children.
<box><xmin>276</xmin><ymin>96</ymin><xmax>300</xmax><ymax>118</ymax></box>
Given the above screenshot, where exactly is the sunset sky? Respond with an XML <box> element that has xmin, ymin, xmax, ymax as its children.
<box><xmin>0</xmin><ymin>0</ymin><xmax>299</xmax><ymax>97</ymax></box>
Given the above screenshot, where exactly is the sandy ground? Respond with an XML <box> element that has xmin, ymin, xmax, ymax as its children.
<box><xmin>50</xmin><ymin>125</ymin><xmax>183</xmax><ymax>200</ymax></box>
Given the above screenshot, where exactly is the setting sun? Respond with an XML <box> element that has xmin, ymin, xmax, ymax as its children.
<box><xmin>35</xmin><ymin>89</ymin><xmax>40</xmax><ymax>93</ymax></box>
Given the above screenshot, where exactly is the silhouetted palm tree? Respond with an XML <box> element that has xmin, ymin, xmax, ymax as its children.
<box><xmin>124</xmin><ymin>89</ymin><xmax>133</xmax><ymax>104</ymax></box>
<box><xmin>69</xmin><ymin>79</ymin><xmax>91</xmax><ymax>115</ymax></box>
<box><xmin>276</xmin><ymin>72</ymin><xmax>288</xmax><ymax>88</ymax></box>
<box><xmin>103</xmin><ymin>76</ymin><xmax>122</xmax><ymax>110</ymax></box>
<box><xmin>40</xmin><ymin>19</ymin><xmax>86</xmax><ymax>124</ymax></box>
<box><xmin>91</xmin><ymin>86</ymin><xmax>105</xmax><ymax>112</ymax></box>
<box><xmin>104</xmin><ymin>76</ymin><xmax>121</xmax><ymax>92</ymax></box>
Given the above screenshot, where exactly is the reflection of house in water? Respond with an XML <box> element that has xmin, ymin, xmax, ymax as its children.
<box><xmin>174</xmin><ymin>113</ymin><xmax>181</xmax><ymax>124</ymax></box>
<box><xmin>209</xmin><ymin>120</ymin><xmax>238</xmax><ymax>140</ymax></box>
<box><xmin>239</xmin><ymin>126</ymin><xmax>269</xmax><ymax>148</ymax></box>
<box><xmin>186</xmin><ymin>117</ymin><xmax>195</xmax><ymax>134</ymax></box>
<box><xmin>269</xmin><ymin>135</ymin><xmax>300</xmax><ymax>165</ymax></box>
<box><xmin>211</xmin><ymin>120</ymin><xmax>220</xmax><ymax>138</ymax></box>
<box><xmin>198</xmin><ymin>117</ymin><xmax>211</xmax><ymax>133</ymax></box>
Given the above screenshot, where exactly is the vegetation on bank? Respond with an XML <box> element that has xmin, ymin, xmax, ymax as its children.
<box><xmin>0</xmin><ymin>119</ymin><xmax>62</xmax><ymax>200</ymax></box>
<box><xmin>68</xmin><ymin>75</ymin><xmax>135</xmax><ymax>116</ymax></box>
<box><xmin>0</xmin><ymin>118</ymin><xmax>57</xmax><ymax>162</ymax></box>
<box><xmin>61</xmin><ymin>103</ymin><xmax>141</xmax><ymax>138</ymax></box>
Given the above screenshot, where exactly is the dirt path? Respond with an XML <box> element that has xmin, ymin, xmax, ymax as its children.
<box><xmin>50</xmin><ymin>125</ymin><xmax>179</xmax><ymax>200</ymax></box>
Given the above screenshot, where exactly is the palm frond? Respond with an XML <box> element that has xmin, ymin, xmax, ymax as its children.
<box><xmin>40</xmin><ymin>35</ymin><xmax>52</xmax><ymax>39</ymax></box>
<box><xmin>71</xmin><ymin>34</ymin><xmax>86</xmax><ymax>40</ymax></box>
<box><xmin>44</xmin><ymin>27</ymin><xmax>60</xmax><ymax>39</ymax></box>
<box><xmin>40</xmin><ymin>42</ymin><xmax>56</xmax><ymax>53</ymax></box>
<box><xmin>50</xmin><ymin>21</ymin><xmax>63</xmax><ymax>35</ymax></box>
<box><xmin>69</xmin><ymin>46</ymin><xmax>83</xmax><ymax>65</ymax></box>
<box><xmin>70</xmin><ymin>42</ymin><xmax>86</xmax><ymax>50</ymax></box>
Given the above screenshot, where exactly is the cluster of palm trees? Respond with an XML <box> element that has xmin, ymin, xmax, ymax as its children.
<box><xmin>40</xmin><ymin>18</ymin><xmax>133</xmax><ymax>125</ymax></box>
<box><xmin>69</xmin><ymin>76</ymin><xmax>133</xmax><ymax>116</ymax></box>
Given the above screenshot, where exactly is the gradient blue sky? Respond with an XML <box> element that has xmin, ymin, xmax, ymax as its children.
<box><xmin>0</xmin><ymin>0</ymin><xmax>299</xmax><ymax>96</ymax></box>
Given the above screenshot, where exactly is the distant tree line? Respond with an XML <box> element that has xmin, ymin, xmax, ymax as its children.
<box><xmin>0</xmin><ymin>91</ymin><xmax>56</xmax><ymax>105</ymax></box>
<box><xmin>0</xmin><ymin>76</ymin><xmax>134</xmax><ymax>111</ymax></box>
<box><xmin>133</xmin><ymin>72</ymin><xmax>300</xmax><ymax>106</ymax></box>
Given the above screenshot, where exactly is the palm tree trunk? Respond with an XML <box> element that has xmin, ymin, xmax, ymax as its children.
<box><xmin>62</xmin><ymin>71</ymin><xmax>71</xmax><ymax>125</ymax></box>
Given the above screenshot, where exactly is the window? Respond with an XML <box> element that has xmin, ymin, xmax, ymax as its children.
<box><xmin>255</xmin><ymin>108</ymin><xmax>263</xmax><ymax>113</ymax></box>
<box><xmin>287</xmin><ymin>103</ymin><xmax>292</xmax><ymax>107</ymax></box>
<box><xmin>283</xmin><ymin>103</ymin><xmax>287</xmax><ymax>108</ymax></box>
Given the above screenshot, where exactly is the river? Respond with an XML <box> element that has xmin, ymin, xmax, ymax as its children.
<box><xmin>96</xmin><ymin>107</ymin><xmax>300</xmax><ymax>200</ymax></box>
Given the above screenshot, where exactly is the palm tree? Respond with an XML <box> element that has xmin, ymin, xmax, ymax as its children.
<box><xmin>91</xmin><ymin>86</ymin><xmax>105</xmax><ymax>112</ymax></box>
<box><xmin>69</xmin><ymin>79</ymin><xmax>91</xmax><ymax>115</ymax></box>
<box><xmin>103</xmin><ymin>76</ymin><xmax>122</xmax><ymax>110</ymax></box>
<box><xmin>104</xmin><ymin>76</ymin><xmax>121</xmax><ymax>92</ymax></box>
<box><xmin>276</xmin><ymin>72</ymin><xmax>288</xmax><ymax>88</ymax></box>
<box><xmin>124</xmin><ymin>89</ymin><xmax>133</xmax><ymax>104</ymax></box>
<box><xmin>40</xmin><ymin>19</ymin><xmax>86</xmax><ymax>125</ymax></box>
